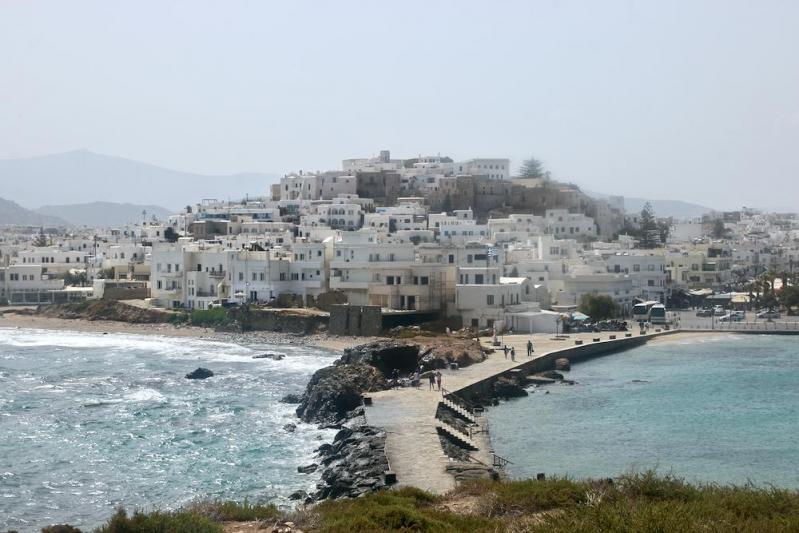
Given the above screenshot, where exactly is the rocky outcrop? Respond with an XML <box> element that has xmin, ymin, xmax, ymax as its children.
<box><xmin>312</xmin><ymin>426</ymin><xmax>394</xmax><ymax>500</ymax></box>
<box><xmin>339</xmin><ymin>341</ymin><xmax>420</xmax><ymax>374</ymax></box>
<box><xmin>537</xmin><ymin>370</ymin><xmax>565</xmax><ymax>381</ymax></box>
<box><xmin>280</xmin><ymin>393</ymin><xmax>303</xmax><ymax>404</ymax></box>
<box><xmin>185</xmin><ymin>367</ymin><xmax>214</xmax><ymax>380</ymax></box>
<box><xmin>38</xmin><ymin>300</ymin><xmax>174</xmax><ymax>324</ymax></box>
<box><xmin>492</xmin><ymin>376</ymin><xmax>528</xmax><ymax>398</ymax></box>
<box><xmin>295</xmin><ymin>363</ymin><xmax>387</xmax><ymax>425</ymax></box>
<box><xmin>253</xmin><ymin>352</ymin><xmax>285</xmax><ymax>360</ymax></box>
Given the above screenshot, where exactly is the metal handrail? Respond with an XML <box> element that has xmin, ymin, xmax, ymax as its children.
<box><xmin>493</xmin><ymin>453</ymin><xmax>513</xmax><ymax>469</ymax></box>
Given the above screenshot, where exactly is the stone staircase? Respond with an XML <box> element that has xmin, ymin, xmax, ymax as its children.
<box><xmin>435</xmin><ymin>419</ymin><xmax>479</xmax><ymax>451</ymax></box>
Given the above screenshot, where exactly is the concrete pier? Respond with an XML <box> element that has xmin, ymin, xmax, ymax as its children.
<box><xmin>365</xmin><ymin>329</ymin><xmax>675</xmax><ymax>494</ymax></box>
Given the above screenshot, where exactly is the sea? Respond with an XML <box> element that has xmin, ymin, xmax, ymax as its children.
<box><xmin>0</xmin><ymin>327</ymin><xmax>338</xmax><ymax>532</ymax></box>
<box><xmin>488</xmin><ymin>334</ymin><xmax>799</xmax><ymax>488</ymax></box>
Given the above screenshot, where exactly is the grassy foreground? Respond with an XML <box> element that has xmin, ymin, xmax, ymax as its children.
<box><xmin>24</xmin><ymin>472</ymin><xmax>799</xmax><ymax>532</ymax></box>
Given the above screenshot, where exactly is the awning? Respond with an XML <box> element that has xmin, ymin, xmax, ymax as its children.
<box><xmin>571</xmin><ymin>312</ymin><xmax>590</xmax><ymax>321</ymax></box>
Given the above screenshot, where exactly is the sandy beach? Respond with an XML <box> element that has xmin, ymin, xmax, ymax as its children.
<box><xmin>0</xmin><ymin>312</ymin><xmax>371</xmax><ymax>352</ymax></box>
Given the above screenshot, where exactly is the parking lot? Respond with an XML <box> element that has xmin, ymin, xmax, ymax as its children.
<box><xmin>673</xmin><ymin>309</ymin><xmax>799</xmax><ymax>331</ymax></box>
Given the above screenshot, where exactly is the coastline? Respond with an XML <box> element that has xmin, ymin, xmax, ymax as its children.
<box><xmin>0</xmin><ymin>312</ymin><xmax>373</xmax><ymax>352</ymax></box>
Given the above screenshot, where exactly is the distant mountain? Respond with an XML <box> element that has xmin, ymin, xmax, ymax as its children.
<box><xmin>623</xmin><ymin>197</ymin><xmax>715</xmax><ymax>220</ymax></box>
<box><xmin>35</xmin><ymin>202</ymin><xmax>173</xmax><ymax>228</ymax></box>
<box><xmin>0</xmin><ymin>197</ymin><xmax>67</xmax><ymax>226</ymax></box>
<box><xmin>0</xmin><ymin>150</ymin><xmax>279</xmax><ymax>210</ymax></box>
<box><xmin>585</xmin><ymin>191</ymin><xmax>715</xmax><ymax>220</ymax></box>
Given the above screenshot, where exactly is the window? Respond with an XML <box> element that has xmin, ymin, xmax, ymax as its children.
<box><xmin>386</xmin><ymin>276</ymin><xmax>395</xmax><ymax>285</ymax></box>
<box><xmin>252</xmin><ymin>273</ymin><xmax>257</xmax><ymax>281</ymax></box>
<box><xmin>420</xmin><ymin>276</ymin><xmax>429</xmax><ymax>285</ymax></box>
<box><xmin>648</xmin><ymin>279</ymin><xmax>655</xmax><ymax>286</ymax></box>
<box><xmin>448</xmin><ymin>254</ymin><xmax>454</xmax><ymax>264</ymax></box>
<box><xmin>260</xmin><ymin>273</ymin><xmax>264</xmax><ymax>281</ymax></box>
<box><xmin>279</xmin><ymin>272</ymin><xmax>286</xmax><ymax>281</ymax></box>
<box><xmin>487</xmin><ymin>294</ymin><xmax>494</xmax><ymax>305</ymax></box>
<box><xmin>633</xmin><ymin>264</ymin><xmax>640</xmax><ymax>272</ymax></box>
<box><xmin>475</xmin><ymin>274</ymin><xmax>484</xmax><ymax>284</ymax></box>
<box><xmin>239</xmin><ymin>272</ymin><xmax>244</xmax><ymax>281</ymax></box>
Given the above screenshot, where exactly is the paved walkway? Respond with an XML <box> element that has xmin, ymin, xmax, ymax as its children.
<box><xmin>366</xmin><ymin>329</ymin><xmax>667</xmax><ymax>494</ymax></box>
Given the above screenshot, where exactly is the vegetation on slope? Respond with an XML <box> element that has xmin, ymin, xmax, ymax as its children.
<box><xmin>24</xmin><ymin>472</ymin><xmax>799</xmax><ymax>533</ymax></box>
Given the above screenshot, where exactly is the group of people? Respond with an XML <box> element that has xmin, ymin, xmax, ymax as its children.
<box><xmin>391</xmin><ymin>367</ymin><xmax>443</xmax><ymax>390</ymax></box>
<box><xmin>502</xmin><ymin>339</ymin><xmax>535</xmax><ymax>361</ymax></box>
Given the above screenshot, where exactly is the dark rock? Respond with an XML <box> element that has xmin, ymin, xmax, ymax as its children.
<box><xmin>537</xmin><ymin>370</ymin><xmax>564</xmax><ymax>380</ymax></box>
<box><xmin>185</xmin><ymin>367</ymin><xmax>214</xmax><ymax>380</ymax></box>
<box><xmin>554</xmin><ymin>357</ymin><xmax>571</xmax><ymax>371</ymax></box>
<box><xmin>280</xmin><ymin>393</ymin><xmax>303</xmax><ymax>404</ymax></box>
<box><xmin>42</xmin><ymin>526</ymin><xmax>83</xmax><ymax>533</ymax></box>
<box><xmin>295</xmin><ymin>363</ymin><xmax>388</xmax><ymax>425</ymax></box>
<box><xmin>298</xmin><ymin>463</ymin><xmax>318</xmax><ymax>474</ymax></box>
<box><xmin>289</xmin><ymin>489</ymin><xmax>309</xmax><ymax>501</ymax></box>
<box><xmin>283</xmin><ymin>423</ymin><xmax>297</xmax><ymax>432</ymax></box>
<box><xmin>316</xmin><ymin>443</ymin><xmax>334</xmax><ymax>456</ymax></box>
<box><xmin>493</xmin><ymin>376</ymin><xmax>529</xmax><ymax>398</ymax></box>
<box><xmin>253</xmin><ymin>352</ymin><xmax>285</xmax><ymax>360</ymax></box>
<box><xmin>339</xmin><ymin>341</ymin><xmax>420</xmax><ymax>374</ymax></box>
<box><xmin>311</xmin><ymin>425</ymin><xmax>390</xmax><ymax>501</ymax></box>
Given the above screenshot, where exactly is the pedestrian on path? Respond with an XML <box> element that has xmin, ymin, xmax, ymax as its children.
<box><xmin>503</xmin><ymin>345</ymin><xmax>509</xmax><ymax>359</ymax></box>
<box><xmin>428</xmin><ymin>373</ymin><xmax>436</xmax><ymax>390</ymax></box>
<box><xmin>391</xmin><ymin>368</ymin><xmax>400</xmax><ymax>389</ymax></box>
<box><xmin>527</xmin><ymin>339</ymin><xmax>533</xmax><ymax>357</ymax></box>
<box><xmin>435</xmin><ymin>370</ymin><xmax>442</xmax><ymax>390</ymax></box>
<box><xmin>511</xmin><ymin>347</ymin><xmax>516</xmax><ymax>361</ymax></box>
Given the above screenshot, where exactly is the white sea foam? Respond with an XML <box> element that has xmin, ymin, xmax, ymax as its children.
<box><xmin>123</xmin><ymin>388</ymin><xmax>167</xmax><ymax>403</ymax></box>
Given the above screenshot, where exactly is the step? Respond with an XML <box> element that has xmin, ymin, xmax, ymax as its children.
<box><xmin>440</xmin><ymin>401</ymin><xmax>479</xmax><ymax>426</ymax></box>
<box><xmin>435</xmin><ymin>423</ymin><xmax>479</xmax><ymax>451</ymax></box>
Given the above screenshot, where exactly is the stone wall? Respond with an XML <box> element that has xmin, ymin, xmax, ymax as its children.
<box><xmin>330</xmin><ymin>304</ymin><xmax>382</xmax><ymax>336</ymax></box>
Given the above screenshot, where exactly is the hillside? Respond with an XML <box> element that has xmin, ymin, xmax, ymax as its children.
<box><xmin>585</xmin><ymin>190</ymin><xmax>715</xmax><ymax>219</ymax></box>
<box><xmin>0</xmin><ymin>149</ymin><xmax>279</xmax><ymax>210</ymax></box>
<box><xmin>624</xmin><ymin>196</ymin><xmax>715</xmax><ymax>220</ymax></box>
<box><xmin>35</xmin><ymin>201</ymin><xmax>173</xmax><ymax>227</ymax></box>
<box><xmin>0</xmin><ymin>197</ymin><xmax>67</xmax><ymax>226</ymax></box>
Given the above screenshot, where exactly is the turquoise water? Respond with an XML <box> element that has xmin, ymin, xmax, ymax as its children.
<box><xmin>0</xmin><ymin>328</ymin><xmax>337</xmax><ymax>532</ymax></box>
<box><xmin>488</xmin><ymin>334</ymin><xmax>799</xmax><ymax>488</ymax></box>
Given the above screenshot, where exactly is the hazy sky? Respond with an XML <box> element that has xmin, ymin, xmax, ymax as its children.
<box><xmin>2</xmin><ymin>1</ymin><xmax>798</xmax><ymax>210</ymax></box>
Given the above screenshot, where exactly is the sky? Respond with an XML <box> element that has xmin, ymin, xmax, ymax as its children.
<box><xmin>1</xmin><ymin>0</ymin><xmax>798</xmax><ymax>211</ymax></box>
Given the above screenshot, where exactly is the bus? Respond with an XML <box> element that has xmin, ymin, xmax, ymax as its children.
<box><xmin>632</xmin><ymin>301</ymin><xmax>659</xmax><ymax>322</ymax></box>
<box><xmin>649</xmin><ymin>304</ymin><xmax>667</xmax><ymax>325</ymax></box>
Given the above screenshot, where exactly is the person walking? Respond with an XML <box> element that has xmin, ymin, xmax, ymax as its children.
<box><xmin>510</xmin><ymin>347</ymin><xmax>516</xmax><ymax>361</ymax></box>
<box><xmin>503</xmin><ymin>345</ymin><xmax>509</xmax><ymax>359</ymax></box>
<box><xmin>391</xmin><ymin>368</ymin><xmax>400</xmax><ymax>389</ymax></box>
<box><xmin>435</xmin><ymin>370</ymin><xmax>442</xmax><ymax>391</ymax></box>
<box><xmin>428</xmin><ymin>372</ymin><xmax>436</xmax><ymax>390</ymax></box>
<box><xmin>527</xmin><ymin>339</ymin><xmax>533</xmax><ymax>357</ymax></box>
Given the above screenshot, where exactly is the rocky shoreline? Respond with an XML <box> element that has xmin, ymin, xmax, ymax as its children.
<box><xmin>289</xmin><ymin>338</ymin><xmax>488</xmax><ymax>502</ymax></box>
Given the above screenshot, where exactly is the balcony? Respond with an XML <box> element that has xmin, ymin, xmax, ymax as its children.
<box><xmin>209</xmin><ymin>270</ymin><xmax>226</xmax><ymax>278</ymax></box>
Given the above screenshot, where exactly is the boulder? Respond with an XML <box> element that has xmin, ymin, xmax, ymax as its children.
<box><xmin>280</xmin><ymin>393</ymin><xmax>303</xmax><ymax>404</ymax></box>
<box><xmin>554</xmin><ymin>357</ymin><xmax>571</xmax><ymax>371</ymax></box>
<box><xmin>253</xmin><ymin>352</ymin><xmax>285</xmax><ymax>360</ymax></box>
<box><xmin>297</xmin><ymin>463</ymin><xmax>318</xmax><ymax>474</ymax></box>
<box><xmin>185</xmin><ymin>367</ymin><xmax>214</xmax><ymax>380</ymax></box>
<box><xmin>288</xmin><ymin>489</ymin><xmax>309</xmax><ymax>501</ymax></box>
<box><xmin>283</xmin><ymin>423</ymin><xmax>297</xmax><ymax>432</ymax></box>
<box><xmin>295</xmin><ymin>363</ymin><xmax>387</xmax><ymax>425</ymax></box>
<box><xmin>493</xmin><ymin>377</ymin><xmax>528</xmax><ymax>398</ymax></box>
<box><xmin>537</xmin><ymin>370</ymin><xmax>564</xmax><ymax>380</ymax></box>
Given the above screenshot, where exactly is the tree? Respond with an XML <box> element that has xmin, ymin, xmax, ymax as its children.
<box><xmin>638</xmin><ymin>203</ymin><xmax>659</xmax><ymax>249</ymax></box>
<box><xmin>164</xmin><ymin>226</ymin><xmax>179</xmax><ymax>243</ymax></box>
<box><xmin>711</xmin><ymin>219</ymin><xmax>727</xmax><ymax>239</ymax></box>
<box><xmin>63</xmin><ymin>270</ymin><xmax>88</xmax><ymax>287</ymax></box>
<box><xmin>779</xmin><ymin>285</ymin><xmax>799</xmax><ymax>315</ymax></box>
<box><xmin>33</xmin><ymin>228</ymin><xmax>48</xmax><ymax>247</ymax></box>
<box><xmin>518</xmin><ymin>157</ymin><xmax>551</xmax><ymax>179</ymax></box>
<box><xmin>579</xmin><ymin>294</ymin><xmax>618</xmax><ymax>321</ymax></box>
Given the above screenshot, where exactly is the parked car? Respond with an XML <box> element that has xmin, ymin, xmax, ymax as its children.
<box><xmin>696</xmin><ymin>308</ymin><xmax>713</xmax><ymax>317</ymax></box>
<box><xmin>756</xmin><ymin>310</ymin><xmax>781</xmax><ymax>319</ymax></box>
<box><xmin>719</xmin><ymin>313</ymin><xmax>744</xmax><ymax>322</ymax></box>
<box><xmin>713</xmin><ymin>306</ymin><xmax>727</xmax><ymax>316</ymax></box>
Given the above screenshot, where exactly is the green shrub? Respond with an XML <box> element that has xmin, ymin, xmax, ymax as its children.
<box><xmin>189</xmin><ymin>308</ymin><xmax>230</xmax><ymax>327</ymax></box>
<box><xmin>185</xmin><ymin>499</ymin><xmax>281</xmax><ymax>522</ymax></box>
<box><xmin>168</xmin><ymin>312</ymin><xmax>189</xmax><ymax>325</ymax></box>
<box><xmin>94</xmin><ymin>508</ymin><xmax>222</xmax><ymax>533</ymax></box>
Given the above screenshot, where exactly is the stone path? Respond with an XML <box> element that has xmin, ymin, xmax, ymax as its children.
<box><xmin>365</xmin><ymin>329</ymin><xmax>669</xmax><ymax>494</ymax></box>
